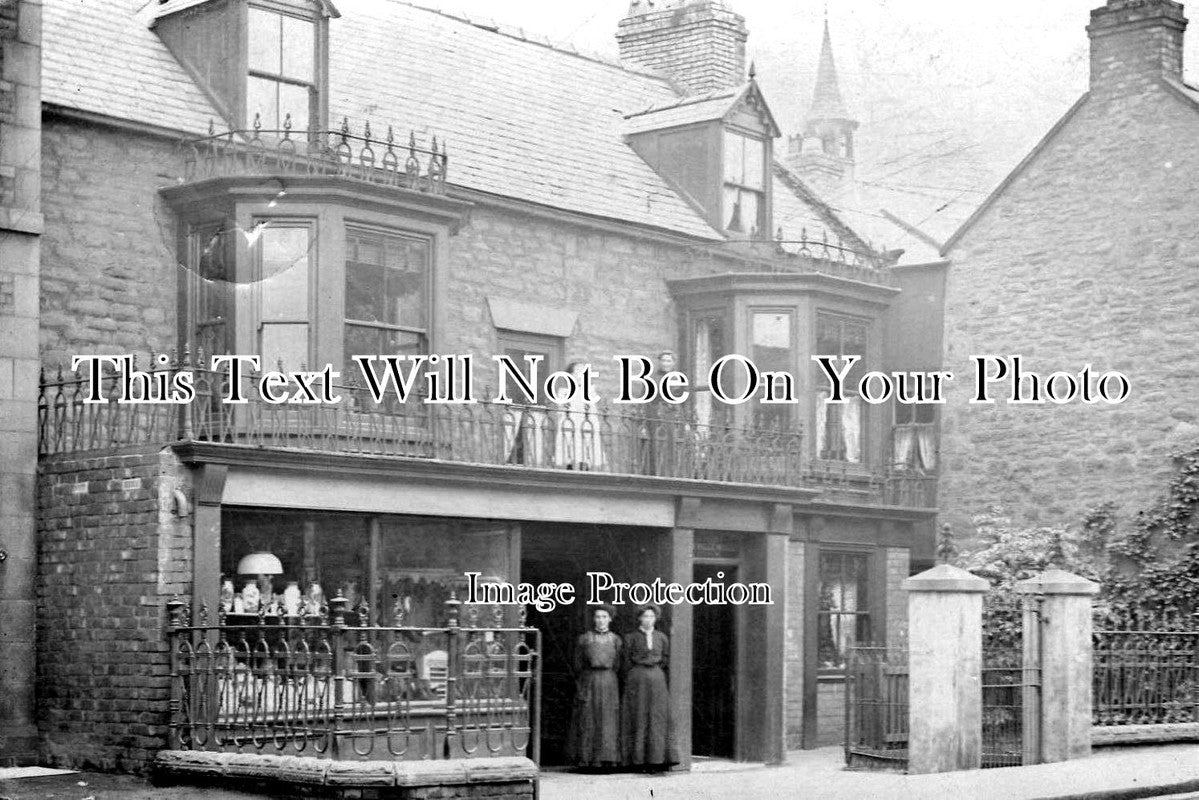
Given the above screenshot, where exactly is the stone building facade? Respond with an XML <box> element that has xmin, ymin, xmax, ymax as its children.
<box><xmin>939</xmin><ymin>0</ymin><xmax>1199</xmax><ymax>539</ymax></box>
<box><xmin>0</xmin><ymin>0</ymin><xmax>41</xmax><ymax>768</ymax></box>
<box><xmin>2</xmin><ymin>0</ymin><xmax>944</xmax><ymax>782</ymax></box>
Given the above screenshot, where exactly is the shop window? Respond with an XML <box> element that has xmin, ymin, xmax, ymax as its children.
<box><xmin>247</xmin><ymin>6</ymin><xmax>316</xmax><ymax>131</ymax></box>
<box><xmin>817</xmin><ymin>551</ymin><xmax>871</xmax><ymax>671</ymax></box>
<box><xmin>815</xmin><ymin>313</ymin><xmax>868</xmax><ymax>463</ymax></box>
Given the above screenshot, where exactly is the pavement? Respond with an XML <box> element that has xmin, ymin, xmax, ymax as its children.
<box><xmin>5</xmin><ymin>745</ymin><xmax>1199</xmax><ymax>799</ymax></box>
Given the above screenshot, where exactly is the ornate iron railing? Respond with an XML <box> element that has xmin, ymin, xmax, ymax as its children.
<box><xmin>1093</xmin><ymin>625</ymin><xmax>1199</xmax><ymax>726</ymax></box>
<box><xmin>36</xmin><ymin>361</ymin><xmax>937</xmax><ymax>507</ymax></box>
<box><xmin>166</xmin><ymin>596</ymin><xmax>540</xmax><ymax>762</ymax></box>
<box><xmin>180</xmin><ymin>115</ymin><xmax>448</xmax><ymax>194</ymax></box>
<box><xmin>720</xmin><ymin>229</ymin><xmax>897</xmax><ymax>286</ymax></box>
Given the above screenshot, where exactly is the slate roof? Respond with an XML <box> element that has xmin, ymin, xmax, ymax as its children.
<box><xmin>623</xmin><ymin>82</ymin><xmax>779</xmax><ymax>136</ymax></box>
<box><xmin>42</xmin><ymin>0</ymin><xmax>221</xmax><ymax>135</ymax></box>
<box><xmin>40</xmin><ymin>0</ymin><xmax>864</xmax><ymax>248</ymax></box>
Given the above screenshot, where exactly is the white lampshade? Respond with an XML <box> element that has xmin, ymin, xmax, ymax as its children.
<box><xmin>236</xmin><ymin>552</ymin><xmax>284</xmax><ymax>576</ymax></box>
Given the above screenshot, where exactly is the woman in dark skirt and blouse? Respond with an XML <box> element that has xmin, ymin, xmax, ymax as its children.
<box><xmin>621</xmin><ymin>605</ymin><xmax>679</xmax><ymax>770</ymax></box>
<box><xmin>566</xmin><ymin>605</ymin><xmax>622</xmax><ymax>769</ymax></box>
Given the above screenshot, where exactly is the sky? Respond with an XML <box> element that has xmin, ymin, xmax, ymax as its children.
<box><xmin>413</xmin><ymin>0</ymin><xmax>1199</xmax><ymax>243</ymax></box>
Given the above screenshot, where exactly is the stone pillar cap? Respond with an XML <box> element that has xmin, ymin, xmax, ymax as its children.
<box><xmin>902</xmin><ymin>563</ymin><xmax>989</xmax><ymax>594</ymax></box>
<box><xmin>1015</xmin><ymin>568</ymin><xmax>1100</xmax><ymax>596</ymax></box>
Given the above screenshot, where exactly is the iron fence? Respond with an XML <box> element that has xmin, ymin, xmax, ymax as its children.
<box><xmin>844</xmin><ymin>645</ymin><xmax>909</xmax><ymax>770</ymax></box>
<box><xmin>180</xmin><ymin>115</ymin><xmax>448</xmax><ymax>194</ymax></box>
<box><xmin>36</xmin><ymin>361</ymin><xmax>937</xmax><ymax>506</ymax></box>
<box><xmin>165</xmin><ymin>597</ymin><xmax>540</xmax><ymax>762</ymax></box>
<box><xmin>1093</xmin><ymin>626</ymin><xmax>1199</xmax><ymax>726</ymax></box>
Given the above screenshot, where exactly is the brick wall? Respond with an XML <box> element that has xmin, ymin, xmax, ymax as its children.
<box><xmin>783</xmin><ymin>539</ymin><xmax>804</xmax><ymax>749</ymax></box>
<box><xmin>885</xmin><ymin>547</ymin><xmax>910</xmax><ymax>649</ymax></box>
<box><xmin>0</xmin><ymin>0</ymin><xmax>41</xmax><ymax>767</ymax></box>
<box><xmin>815</xmin><ymin>679</ymin><xmax>846</xmax><ymax>747</ymax></box>
<box><xmin>939</xmin><ymin>80</ymin><xmax>1199</xmax><ymax>544</ymax></box>
<box><xmin>37</xmin><ymin>445</ymin><xmax>192</xmax><ymax>771</ymax></box>
<box><xmin>616</xmin><ymin>1</ymin><xmax>747</xmax><ymax>94</ymax></box>
<box><xmin>39</xmin><ymin>117</ymin><xmax>180</xmax><ymax>365</ymax></box>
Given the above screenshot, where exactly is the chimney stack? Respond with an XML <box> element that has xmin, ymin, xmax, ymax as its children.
<box><xmin>1087</xmin><ymin>0</ymin><xmax>1187</xmax><ymax>96</ymax></box>
<box><xmin>617</xmin><ymin>0</ymin><xmax>748</xmax><ymax>95</ymax></box>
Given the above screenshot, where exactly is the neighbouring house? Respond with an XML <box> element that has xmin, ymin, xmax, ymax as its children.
<box><xmin>939</xmin><ymin>0</ymin><xmax>1199</xmax><ymax>541</ymax></box>
<box><xmin>0</xmin><ymin>0</ymin><xmax>944</xmax><ymax>786</ymax></box>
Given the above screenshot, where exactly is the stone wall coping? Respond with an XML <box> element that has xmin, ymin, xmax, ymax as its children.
<box><xmin>902</xmin><ymin>563</ymin><xmax>989</xmax><ymax>593</ymax></box>
<box><xmin>154</xmin><ymin>750</ymin><xmax>538</xmax><ymax>789</ymax></box>
<box><xmin>1015</xmin><ymin>568</ymin><xmax>1100</xmax><ymax>596</ymax></box>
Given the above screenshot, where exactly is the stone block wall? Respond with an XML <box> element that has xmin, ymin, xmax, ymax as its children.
<box><xmin>885</xmin><ymin>547</ymin><xmax>910</xmax><ymax>649</ymax></box>
<box><xmin>36</xmin><ymin>445</ymin><xmax>192</xmax><ymax>771</ymax></box>
<box><xmin>939</xmin><ymin>82</ymin><xmax>1199</xmax><ymax>545</ymax></box>
<box><xmin>39</xmin><ymin>117</ymin><xmax>180</xmax><ymax>365</ymax></box>
<box><xmin>0</xmin><ymin>0</ymin><xmax>41</xmax><ymax>767</ymax></box>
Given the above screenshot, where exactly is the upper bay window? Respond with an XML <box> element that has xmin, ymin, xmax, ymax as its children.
<box><xmin>722</xmin><ymin>130</ymin><xmax>767</xmax><ymax>235</ymax></box>
<box><xmin>258</xmin><ymin>223</ymin><xmax>313</xmax><ymax>370</ymax></box>
<box><xmin>344</xmin><ymin>228</ymin><xmax>431</xmax><ymax>365</ymax></box>
<box><xmin>247</xmin><ymin>6</ymin><xmax>317</xmax><ymax>131</ymax></box>
<box><xmin>815</xmin><ymin>313</ymin><xmax>868</xmax><ymax>464</ymax></box>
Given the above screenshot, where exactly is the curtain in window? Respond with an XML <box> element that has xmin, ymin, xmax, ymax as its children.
<box><xmin>828</xmin><ymin>577</ymin><xmax>859</xmax><ymax>667</ymax></box>
<box><xmin>843</xmin><ymin>397</ymin><xmax>861</xmax><ymax>463</ymax></box>
<box><xmin>893</xmin><ymin>425</ymin><xmax>915</xmax><ymax>467</ymax></box>
<box><xmin>694</xmin><ymin>323</ymin><xmax>713</xmax><ymax>430</ymax></box>
<box><xmin>917</xmin><ymin>426</ymin><xmax>937</xmax><ymax>469</ymax></box>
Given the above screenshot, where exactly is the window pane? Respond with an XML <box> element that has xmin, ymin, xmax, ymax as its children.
<box><xmin>259</xmin><ymin>226</ymin><xmax>309</xmax><ymax>320</ymax></box>
<box><xmin>345</xmin><ymin>230</ymin><xmax>429</xmax><ymax>330</ymax></box>
<box><xmin>248</xmin><ymin>7</ymin><xmax>281</xmax><ymax>74</ymax></box>
<box><xmin>278</xmin><ymin>82</ymin><xmax>310</xmax><ymax>133</ymax></box>
<box><xmin>741</xmin><ymin>190</ymin><xmax>762</xmax><ymax>235</ymax></box>
<box><xmin>752</xmin><ymin>311</ymin><xmax>792</xmax><ymax>428</ymax></box>
<box><xmin>261</xmin><ymin>322</ymin><xmax>308</xmax><ymax>371</ymax></box>
<box><xmin>915</xmin><ymin>403</ymin><xmax>936</xmax><ymax>424</ymax></box>
<box><xmin>723</xmin><ymin>185</ymin><xmax>741</xmax><ymax>231</ymax></box>
<box><xmin>743</xmin><ymin>137</ymin><xmax>765</xmax><ymax>190</ymax></box>
<box><xmin>722</xmin><ymin>130</ymin><xmax>742</xmax><ymax>184</ymax></box>
<box><xmin>246</xmin><ymin>75</ymin><xmax>278</xmax><ymax>128</ymax></box>
<box><xmin>280</xmin><ymin>15</ymin><xmax>315</xmax><ymax>81</ymax></box>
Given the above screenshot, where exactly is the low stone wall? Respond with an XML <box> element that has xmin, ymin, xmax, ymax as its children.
<box><xmin>155</xmin><ymin>751</ymin><xmax>537</xmax><ymax>799</ymax></box>
<box><xmin>1092</xmin><ymin>723</ymin><xmax>1199</xmax><ymax>747</ymax></box>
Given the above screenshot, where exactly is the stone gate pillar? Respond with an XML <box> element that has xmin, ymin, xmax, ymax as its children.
<box><xmin>1016</xmin><ymin>569</ymin><xmax>1099</xmax><ymax>763</ymax></box>
<box><xmin>904</xmin><ymin>564</ymin><xmax>988</xmax><ymax>774</ymax></box>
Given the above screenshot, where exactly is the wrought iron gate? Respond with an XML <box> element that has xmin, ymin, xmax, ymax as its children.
<box><xmin>981</xmin><ymin>595</ymin><xmax>1042</xmax><ymax>768</ymax></box>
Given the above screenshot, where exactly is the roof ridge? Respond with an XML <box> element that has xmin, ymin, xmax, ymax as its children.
<box><xmin>624</xmin><ymin>86</ymin><xmax>741</xmax><ymax>118</ymax></box>
<box><xmin>396</xmin><ymin>0</ymin><xmax>680</xmax><ymax>87</ymax></box>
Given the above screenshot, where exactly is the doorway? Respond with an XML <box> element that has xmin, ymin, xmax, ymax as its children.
<box><xmin>691</xmin><ymin>562</ymin><xmax>738</xmax><ymax>758</ymax></box>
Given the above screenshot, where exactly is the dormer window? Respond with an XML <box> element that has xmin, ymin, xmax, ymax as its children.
<box><xmin>152</xmin><ymin>0</ymin><xmax>335</xmax><ymax>132</ymax></box>
<box><xmin>722</xmin><ymin>130</ymin><xmax>766</xmax><ymax>234</ymax></box>
<box><xmin>247</xmin><ymin>5</ymin><xmax>317</xmax><ymax>131</ymax></box>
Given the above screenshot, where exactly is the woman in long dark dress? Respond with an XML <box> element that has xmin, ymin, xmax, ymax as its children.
<box><xmin>566</xmin><ymin>606</ymin><xmax>622</xmax><ymax>769</ymax></box>
<box><xmin>621</xmin><ymin>605</ymin><xmax>679</xmax><ymax>770</ymax></box>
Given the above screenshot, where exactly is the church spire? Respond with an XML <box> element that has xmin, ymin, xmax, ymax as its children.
<box><xmin>808</xmin><ymin>19</ymin><xmax>851</xmax><ymax>124</ymax></box>
<box><xmin>786</xmin><ymin>16</ymin><xmax>859</xmax><ymax>193</ymax></box>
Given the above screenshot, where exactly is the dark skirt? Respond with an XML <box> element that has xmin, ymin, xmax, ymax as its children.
<box><xmin>566</xmin><ymin>668</ymin><xmax>620</xmax><ymax>766</ymax></box>
<box><xmin>621</xmin><ymin>664</ymin><xmax>678</xmax><ymax>766</ymax></box>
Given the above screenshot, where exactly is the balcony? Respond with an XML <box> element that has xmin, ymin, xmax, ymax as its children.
<box><xmin>36</xmin><ymin>362</ymin><xmax>937</xmax><ymax>509</ymax></box>
<box><xmin>179</xmin><ymin>116</ymin><xmax>448</xmax><ymax>195</ymax></box>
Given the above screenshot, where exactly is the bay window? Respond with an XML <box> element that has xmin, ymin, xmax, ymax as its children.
<box><xmin>344</xmin><ymin>228</ymin><xmax>431</xmax><ymax>366</ymax></box>
<box><xmin>691</xmin><ymin>312</ymin><xmax>727</xmax><ymax>429</ymax></box>
<box><xmin>751</xmin><ymin>310</ymin><xmax>794</xmax><ymax>431</ymax></box>
<box><xmin>893</xmin><ymin>394</ymin><xmax>938</xmax><ymax>471</ymax></box>
<box><xmin>257</xmin><ymin>223</ymin><xmax>312</xmax><ymax>370</ymax></box>
<box><xmin>815</xmin><ymin>313</ymin><xmax>868</xmax><ymax>463</ymax></box>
